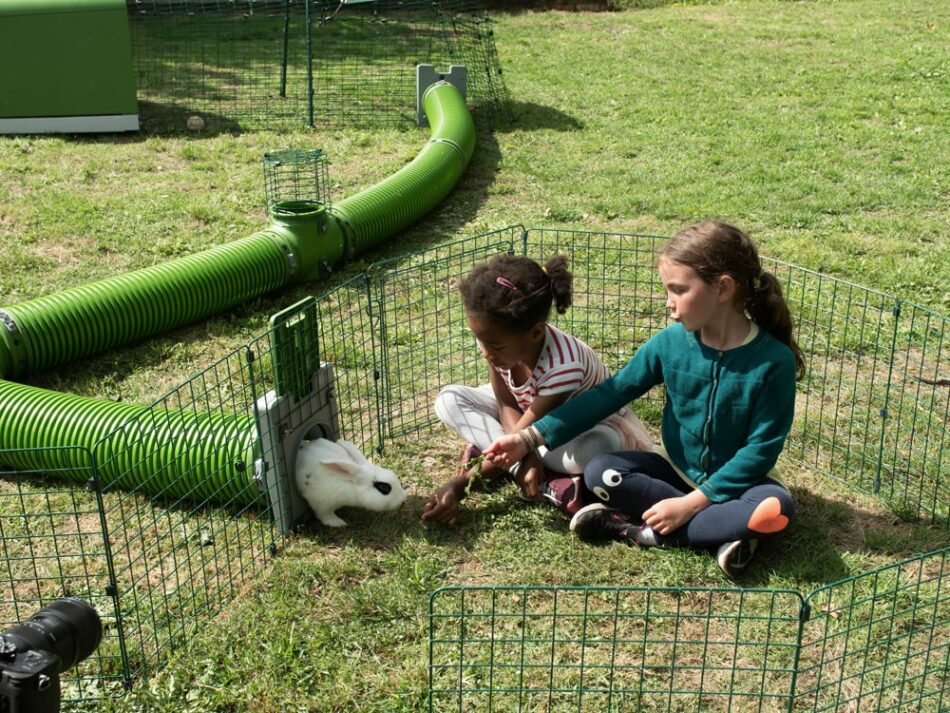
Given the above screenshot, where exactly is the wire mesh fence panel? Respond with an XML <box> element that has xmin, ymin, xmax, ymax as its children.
<box><xmin>310</xmin><ymin>0</ymin><xmax>508</xmax><ymax>128</ymax></box>
<box><xmin>795</xmin><ymin>549</ymin><xmax>950</xmax><ymax>713</ymax></box>
<box><xmin>368</xmin><ymin>227</ymin><xmax>522</xmax><ymax>440</ymax></box>
<box><xmin>91</xmin><ymin>346</ymin><xmax>278</xmax><ymax>681</ymax></box>
<box><xmin>311</xmin><ymin>274</ymin><xmax>382</xmax><ymax>453</ymax></box>
<box><xmin>128</xmin><ymin>1</ymin><xmax>313</xmax><ymax>132</ymax></box>
<box><xmin>429</xmin><ymin>585</ymin><xmax>803</xmax><ymax>712</ymax></box>
<box><xmin>775</xmin><ymin>263</ymin><xmax>898</xmax><ymax>499</ymax></box>
<box><xmin>444</xmin><ymin>10</ymin><xmax>511</xmax><ymax>124</ymax></box>
<box><xmin>0</xmin><ymin>448</ymin><xmax>126</xmax><ymax>704</ymax></box>
<box><xmin>524</xmin><ymin>229</ymin><xmax>669</xmax><ymax>366</ymax></box>
<box><xmin>778</xmin><ymin>265</ymin><xmax>950</xmax><ymax>529</ymax></box>
<box><xmin>879</xmin><ymin>302</ymin><xmax>949</xmax><ymax>527</ymax></box>
<box><xmin>127</xmin><ymin>0</ymin><xmax>509</xmax><ymax>132</ymax></box>
<box><xmin>525</xmin><ymin>229</ymin><xmax>671</xmax><ymax>425</ymax></box>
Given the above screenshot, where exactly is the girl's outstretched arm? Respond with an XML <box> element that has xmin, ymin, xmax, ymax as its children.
<box><xmin>483</xmin><ymin>428</ymin><xmax>539</xmax><ymax>469</ymax></box>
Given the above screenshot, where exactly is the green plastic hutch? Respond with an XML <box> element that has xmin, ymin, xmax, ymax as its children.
<box><xmin>0</xmin><ymin>0</ymin><xmax>138</xmax><ymax>133</ymax></box>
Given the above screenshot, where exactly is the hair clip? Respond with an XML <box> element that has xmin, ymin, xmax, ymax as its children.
<box><xmin>495</xmin><ymin>276</ymin><xmax>521</xmax><ymax>294</ymax></box>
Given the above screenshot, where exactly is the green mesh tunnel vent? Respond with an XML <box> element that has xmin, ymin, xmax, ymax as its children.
<box><xmin>264</xmin><ymin>148</ymin><xmax>332</xmax><ymax>212</ymax></box>
<box><xmin>127</xmin><ymin>0</ymin><xmax>509</xmax><ymax>132</ymax></box>
<box><xmin>2</xmin><ymin>228</ymin><xmax>947</xmax><ymax>707</ymax></box>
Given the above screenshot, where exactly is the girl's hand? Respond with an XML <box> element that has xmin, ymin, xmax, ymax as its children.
<box><xmin>421</xmin><ymin>479</ymin><xmax>466</xmax><ymax>526</ymax></box>
<box><xmin>642</xmin><ymin>491</ymin><xmax>711</xmax><ymax>535</ymax></box>
<box><xmin>517</xmin><ymin>453</ymin><xmax>545</xmax><ymax>500</ymax></box>
<box><xmin>483</xmin><ymin>433</ymin><xmax>528</xmax><ymax>469</ymax></box>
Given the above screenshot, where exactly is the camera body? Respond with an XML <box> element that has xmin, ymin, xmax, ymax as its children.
<box><xmin>0</xmin><ymin>598</ymin><xmax>102</xmax><ymax>713</ymax></box>
<box><xmin>0</xmin><ymin>638</ymin><xmax>62</xmax><ymax>713</ymax></box>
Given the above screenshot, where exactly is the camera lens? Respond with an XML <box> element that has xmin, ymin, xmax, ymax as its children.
<box><xmin>3</xmin><ymin>598</ymin><xmax>102</xmax><ymax>673</ymax></box>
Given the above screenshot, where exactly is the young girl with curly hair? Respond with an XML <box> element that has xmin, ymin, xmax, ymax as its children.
<box><xmin>422</xmin><ymin>253</ymin><xmax>652</xmax><ymax>526</ymax></box>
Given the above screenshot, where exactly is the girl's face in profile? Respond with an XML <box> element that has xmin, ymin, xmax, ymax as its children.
<box><xmin>658</xmin><ymin>258</ymin><xmax>723</xmax><ymax>333</ymax></box>
<box><xmin>466</xmin><ymin>313</ymin><xmax>544</xmax><ymax>370</ymax></box>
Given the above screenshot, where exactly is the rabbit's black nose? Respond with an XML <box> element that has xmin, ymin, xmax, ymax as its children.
<box><xmin>373</xmin><ymin>481</ymin><xmax>392</xmax><ymax>495</ymax></box>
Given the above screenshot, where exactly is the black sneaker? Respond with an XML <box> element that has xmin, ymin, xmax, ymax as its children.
<box><xmin>716</xmin><ymin>539</ymin><xmax>758</xmax><ymax>578</ymax></box>
<box><xmin>569</xmin><ymin>503</ymin><xmax>642</xmax><ymax>545</ymax></box>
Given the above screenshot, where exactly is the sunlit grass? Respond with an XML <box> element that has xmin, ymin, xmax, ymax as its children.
<box><xmin>1</xmin><ymin>0</ymin><xmax>948</xmax><ymax>710</ymax></box>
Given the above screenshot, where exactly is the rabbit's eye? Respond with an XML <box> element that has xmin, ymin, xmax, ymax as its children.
<box><xmin>373</xmin><ymin>481</ymin><xmax>392</xmax><ymax>495</ymax></box>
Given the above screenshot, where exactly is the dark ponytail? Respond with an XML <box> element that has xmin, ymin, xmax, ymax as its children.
<box><xmin>543</xmin><ymin>254</ymin><xmax>573</xmax><ymax>315</ymax></box>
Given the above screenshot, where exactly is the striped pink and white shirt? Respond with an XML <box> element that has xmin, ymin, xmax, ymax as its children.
<box><xmin>495</xmin><ymin>324</ymin><xmax>609</xmax><ymax>412</ymax></box>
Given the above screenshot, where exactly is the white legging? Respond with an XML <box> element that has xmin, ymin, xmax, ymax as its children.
<box><xmin>434</xmin><ymin>384</ymin><xmax>621</xmax><ymax>475</ymax></box>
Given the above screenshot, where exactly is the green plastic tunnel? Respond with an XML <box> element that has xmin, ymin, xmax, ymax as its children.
<box><xmin>0</xmin><ymin>379</ymin><xmax>260</xmax><ymax>505</ymax></box>
<box><xmin>0</xmin><ymin>81</ymin><xmax>473</xmax><ymax>380</ymax></box>
<box><xmin>0</xmin><ymin>81</ymin><xmax>474</xmax><ymax>505</ymax></box>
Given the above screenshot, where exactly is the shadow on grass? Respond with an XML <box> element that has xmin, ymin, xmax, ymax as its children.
<box><xmin>494</xmin><ymin>99</ymin><xmax>584</xmax><ymax>133</ymax></box>
<box><xmin>732</xmin><ymin>484</ymin><xmax>948</xmax><ymax>588</ymax></box>
<box><xmin>135</xmin><ymin>101</ymin><xmax>246</xmax><ymax>136</ymax></box>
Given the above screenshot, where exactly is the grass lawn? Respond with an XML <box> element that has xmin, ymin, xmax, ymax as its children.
<box><xmin>1</xmin><ymin>0</ymin><xmax>948</xmax><ymax>710</ymax></box>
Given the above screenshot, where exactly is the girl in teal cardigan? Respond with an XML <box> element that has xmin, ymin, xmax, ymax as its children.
<box><xmin>483</xmin><ymin>221</ymin><xmax>806</xmax><ymax>578</ymax></box>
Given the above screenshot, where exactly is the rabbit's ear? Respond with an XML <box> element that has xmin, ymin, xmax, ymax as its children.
<box><xmin>335</xmin><ymin>440</ymin><xmax>369</xmax><ymax>465</ymax></box>
<box><xmin>321</xmin><ymin>458</ymin><xmax>363</xmax><ymax>483</ymax></box>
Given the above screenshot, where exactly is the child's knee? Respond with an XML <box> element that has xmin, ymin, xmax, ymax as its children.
<box><xmin>583</xmin><ymin>455</ymin><xmax>625</xmax><ymax>502</ymax></box>
<box><xmin>583</xmin><ymin>454</ymin><xmax>611</xmax><ymax>486</ymax></box>
<box><xmin>434</xmin><ymin>385</ymin><xmax>465</xmax><ymax>424</ymax></box>
<box><xmin>746</xmin><ymin>490</ymin><xmax>795</xmax><ymax>535</ymax></box>
<box><xmin>572</xmin><ymin>429</ymin><xmax>620</xmax><ymax>468</ymax></box>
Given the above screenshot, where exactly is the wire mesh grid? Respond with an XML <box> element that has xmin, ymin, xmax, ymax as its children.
<box><xmin>776</xmin><ymin>264</ymin><xmax>950</xmax><ymax>528</ymax></box>
<box><xmin>428</xmin><ymin>585</ymin><xmax>804</xmax><ymax>712</ymax></box>
<box><xmin>880</xmin><ymin>302</ymin><xmax>949</xmax><ymax>525</ymax></box>
<box><xmin>0</xmin><ymin>227</ymin><xmax>946</xmax><ymax>707</ymax></box>
<box><xmin>309</xmin><ymin>0</ymin><xmax>509</xmax><ymax>129</ymax></box>
<box><xmin>0</xmin><ymin>449</ymin><xmax>126</xmax><ymax>703</ymax></box>
<box><xmin>128</xmin><ymin>1</ymin><xmax>312</xmax><ymax>132</ymax></box>
<box><xmin>263</xmin><ymin>148</ymin><xmax>332</xmax><ymax>211</ymax></box>
<box><xmin>796</xmin><ymin>549</ymin><xmax>950</xmax><ymax>712</ymax></box>
<box><xmin>309</xmin><ymin>274</ymin><xmax>384</xmax><ymax>452</ymax></box>
<box><xmin>127</xmin><ymin>0</ymin><xmax>509</xmax><ymax>132</ymax></box>
<box><xmin>370</xmin><ymin>226</ymin><xmax>524</xmax><ymax>440</ymax></box>
<box><xmin>88</xmin><ymin>344</ymin><xmax>277</xmax><ymax>683</ymax></box>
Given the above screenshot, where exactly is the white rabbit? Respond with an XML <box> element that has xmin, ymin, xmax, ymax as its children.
<box><xmin>295</xmin><ymin>438</ymin><xmax>406</xmax><ymax>527</ymax></box>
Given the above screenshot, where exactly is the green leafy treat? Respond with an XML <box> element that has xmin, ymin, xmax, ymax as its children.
<box><xmin>462</xmin><ymin>454</ymin><xmax>485</xmax><ymax>497</ymax></box>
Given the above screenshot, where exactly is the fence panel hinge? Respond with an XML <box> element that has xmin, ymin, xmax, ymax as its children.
<box><xmin>798</xmin><ymin>601</ymin><xmax>811</xmax><ymax>623</ymax></box>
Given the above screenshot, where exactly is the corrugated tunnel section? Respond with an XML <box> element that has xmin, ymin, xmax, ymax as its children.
<box><xmin>0</xmin><ymin>81</ymin><xmax>474</xmax><ymax>505</ymax></box>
